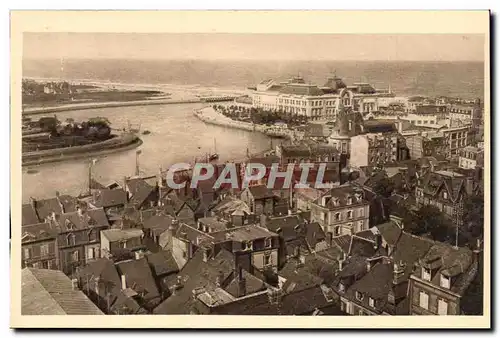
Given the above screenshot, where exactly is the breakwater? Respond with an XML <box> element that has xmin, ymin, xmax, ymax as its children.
<box><xmin>23</xmin><ymin>99</ymin><xmax>203</xmax><ymax>116</ymax></box>
<box><xmin>22</xmin><ymin>133</ymin><xmax>142</xmax><ymax>167</ymax></box>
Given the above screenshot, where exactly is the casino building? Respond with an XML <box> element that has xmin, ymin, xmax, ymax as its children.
<box><xmin>248</xmin><ymin>75</ymin><xmax>394</xmax><ymax>121</ymax></box>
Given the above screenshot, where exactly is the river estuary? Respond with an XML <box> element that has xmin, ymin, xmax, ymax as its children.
<box><xmin>22</xmin><ymin>103</ymin><xmax>273</xmax><ymax>201</ymax></box>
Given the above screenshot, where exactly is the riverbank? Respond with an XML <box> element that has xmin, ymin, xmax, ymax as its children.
<box><xmin>22</xmin><ymin>133</ymin><xmax>142</xmax><ymax>167</ymax></box>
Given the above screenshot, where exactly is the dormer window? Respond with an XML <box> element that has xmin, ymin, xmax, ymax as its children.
<box><xmin>368</xmin><ymin>297</ymin><xmax>375</xmax><ymax>308</ymax></box>
<box><xmin>265</xmin><ymin>237</ymin><xmax>272</xmax><ymax>248</ymax></box>
<box><xmin>347</xmin><ymin>210</ymin><xmax>353</xmax><ymax>219</ymax></box>
<box><xmin>338</xmin><ymin>282</ymin><xmax>345</xmax><ymax>292</ymax></box>
<box><xmin>66</xmin><ymin>233</ymin><xmax>76</xmax><ymax>246</ymax></box>
<box><xmin>243</xmin><ymin>241</ymin><xmax>253</xmax><ymax>251</ymax></box>
<box><xmin>440</xmin><ymin>274</ymin><xmax>450</xmax><ymax>289</ymax></box>
<box><xmin>422</xmin><ymin>267</ymin><xmax>431</xmax><ymax>281</ymax></box>
<box><xmin>355</xmin><ymin>291</ymin><xmax>364</xmax><ymax>301</ymax></box>
<box><xmin>347</xmin><ymin>196</ymin><xmax>353</xmax><ymax>205</ymax></box>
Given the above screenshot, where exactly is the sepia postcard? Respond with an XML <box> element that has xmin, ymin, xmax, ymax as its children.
<box><xmin>10</xmin><ymin>10</ymin><xmax>490</xmax><ymax>329</ymax></box>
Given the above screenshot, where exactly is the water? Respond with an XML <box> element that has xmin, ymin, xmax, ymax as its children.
<box><xmin>22</xmin><ymin>103</ymin><xmax>272</xmax><ymax>201</ymax></box>
<box><xmin>23</xmin><ymin>59</ymin><xmax>484</xmax><ymax>100</ymax></box>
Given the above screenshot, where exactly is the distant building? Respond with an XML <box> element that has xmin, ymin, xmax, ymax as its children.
<box><xmin>240</xmin><ymin>185</ymin><xmax>278</xmax><ymax>216</ymax></box>
<box><xmin>249</xmin><ymin>75</ymin><xmax>393</xmax><ymax>121</ymax></box>
<box><xmin>310</xmin><ymin>184</ymin><xmax>370</xmax><ymax>239</ymax></box>
<box><xmin>448</xmin><ymin>99</ymin><xmax>482</xmax><ymax>126</ymax></box>
<box><xmin>349</xmin><ymin>132</ymin><xmax>409</xmax><ymax>168</ymax></box>
<box><xmin>100</xmin><ymin>228</ymin><xmax>145</xmax><ymax>260</ymax></box>
<box><xmin>458</xmin><ymin>146</ymin><xmax>484</xmax><ymax>170</ymax></box>
<box><xmin>442</xmin><ymin>126</ymin><xmax>472</xmax><ymax>158</ymax></box>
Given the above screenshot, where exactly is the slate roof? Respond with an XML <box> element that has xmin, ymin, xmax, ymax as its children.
<box><xmin>279</xmin><ymin>84</ymin><xmax>324</xmax><ymax>96</ymax></box>
<box><xmin>248</xmin><ymin>185</ymin><xmax>276</xmax><ymax>200</ymax></box>
<box><xmin>22</xmin><ymin>222</ymin><xmax>57</xmax><ymax>243</ymax></box>
<box><xmin>219</xmin><ymin>225</ymin><xmax>278</xmax><ymax>242</ymax></box>
<box><xmin>265</xmin><ymin>215</ymin><xmax>304</xmax><ymax>242</ymax></box>
<box><xmin>115</xmin><ymin>257</ymin><xmax>161</xmax><ymax>307</ymax></box>
<box><xmin>153</xmin><ymin>249</ymin><xmax>235</xmax><ymax>314</ymax></box>
<box><xmin>22</xmin><ymin>268</ymin><xmax>104</xmax><ymax>315</ymax></box>
<box><xmin>305</xmin><ymin>222</ymin><xmax>327</xmax><ymax>249</ymax></box>
<box><xmin>32</xmin><ymin>197</ymin><xmax>63</xmax><ymax>221</ymax></box>
<box><xmin>142</xmin><ymin>214</ymin><xmax>175</xmax><ymax>236</ymax></box>
<box><xmin>314</xmin><ymin>184</ymin><xmax>366</xmax><ymax>210</ymax></box>
<box><xmin>57</xmin><ymin>208</ymin><xmax>109</xmax><ymax>232</ymax></box>
<box><xmin>93</xmin><ymin>189</ymin><xmax>128</xmax><ymax>208</ymax></box>
<box><xmin>101</xmin><ymin>228</ymin><xmax>143</xmax><ymax>243</ymax></box>
<box><xmin>127</xmin><ymin>178</ymin><xmax>156</xmax><ymax>208</ymax></box>
<box><xmin>146</xmin><ymin>250</ymin><xmax>180</xmax><ymax>277</ymax></box>
<box><xmin>22</xmin><ymin>203</ymin><xmax>40</xmax><ymax>226</ymax></box>
<box><xmin>211</xmin><ymin>196</ymin><xmax>251</xmax><ymax>216</ymax></box>
<box><xmin>418</xmin><ymin>171</ymin><xmax>468</xmax><ymax>202</ymax></box>
<box><xmin>224</xmin><ymin>269</ymin><xmax>267</xmax><ymax>298</ymax></box>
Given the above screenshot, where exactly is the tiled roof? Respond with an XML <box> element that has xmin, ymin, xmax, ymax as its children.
<box><xmin>142</xmin><ymin>214</ymin><xmax>175</xmax><ymax>232</ymax></box>
<box><xmin>305</xmin><ymin>222</ymin><xmax>327</xmax><ymax>249</ymax></box>
<box><xmin>224</xmin><ymin>269</ymin><xmax>267</xmax><ymax>298</ymax></box>
<box><xmin>127</xmin><ymin>178</ymin><xmax>156</xmax><ymax>208</ymax></box>
<box><xmin>265</xmin><ymin>215</ymin><xmax>304</xmax><ymax>242</ymax></box>
<box><xmin>57</xmin><ymin>208</ymin><xmax>109</xmax><ymax>231</ymax></box>
<box><xmin>212</xmin><ymin>196</ymin><xmax>251</xmax><ymax>216</ymax></box>
<box><xmin>314</xmin><ymin>184</ymin><xmax>366</xmax><ymax>210</ymax></box>
<box><xmin>22</xmin><ymin>268</ymin><xmax>104</xmax><ymax>315</ymax></box>
<box><xmin>32</xmin><ymin>197</ymin><xmax>63</xmax><ymax>221</ymax></box>
<box><xmin>220</xmin><ymin>225</ymin><xmax>278</xmax><ymax>242</ymax></box>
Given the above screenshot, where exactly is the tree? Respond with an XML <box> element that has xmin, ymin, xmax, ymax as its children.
<box><xmin>372</xmin><ymin>176</ymin><xmax>395</xmax><ymax>198</ymax></box>
<box><xmin>461</xmin><ymin>195</ymin><xmax>484</xmax><ymax>246</ymax></box>
<box><xmin>405</xmin><ymin>205</ymin><xmax>451</xmax><ymax>242</ymax></box>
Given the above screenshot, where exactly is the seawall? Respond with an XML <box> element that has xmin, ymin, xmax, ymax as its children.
<box><xmin>22</xmin><ymin>133</ymin><xmax>142</xmax><ymax>167</ymax></box>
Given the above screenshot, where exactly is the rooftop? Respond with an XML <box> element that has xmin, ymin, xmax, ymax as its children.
<box><xmin>101</xmin><ymin>228</ymin><xmax>144</xmax><ymax>242</ymax></box>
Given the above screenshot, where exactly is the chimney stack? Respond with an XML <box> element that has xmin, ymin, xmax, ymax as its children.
<box><xmin>393</xmin><ymin>260</ymin><xmax>406</xmax><ymax>285</ymax></box>
<box><xmin>71</xmin><ymin>278</ymin><xmax>79</xmax><ymax>290</ymax></box>
<box><xmin>260</xmin><ymin>214</ymin><xmax>267</xmax><ymax>229</ymax></box>
<box><xmin>236</xmin><ymin>267</ymin><xmax>246</xmax><ymax>298</ymax></box>
<box><xmin>121</xmin><ymin>274</ymin><xmax>127</xmax><ymax>290</ymax></box>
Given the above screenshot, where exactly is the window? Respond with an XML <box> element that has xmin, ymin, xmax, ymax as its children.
<box><xmin>334</xmin><ymin>226</ymin><xmax>341</xmax><ymax>236</ymax></box>
<box><xmin>335</xmin><ymin>213</ymin><xmax>340</xmax><ymax>221</ymax></box>
<box><xmin>243</xmin><ymin>241</ymin><xmax>253</xmax><ymax>251</ymax></box>
<box><xmin>438</xmin><ymin>299</ymin><xmax>448</xmax><ymax>315</ymax></box>
<box><xmin>347</xmin><ymin>210</ymin><xmax>353</xmax><ymax>219</ymax></box>
<box><xmin>88</xmin><ymin>247</ymin><xmax>95</xmax><ymax>260</ymax></box>
<box><xmin>369</xmin><ymin>297</ymin><xmax>375</xmax><ymax>308</ymax></box>
<box><xmin>419</xmin><ymin>291</ymin><xmax>429</xmax><ymax>310</ymax></box>
<box><xmin>443</xmin><ymin>191</ymin><xmax>448</xmax><ymax>200</ymax></box>
<box><xmin>264</xmin><ymin>253</ymin><xmax>271</xmax><ymax>266</ymax></box>
<box><xmin>88</xmin><ymin>230</ymin><xmax>97</xmax><ymax>242</ymax></box>
<box><xmin>347</xmin><ymin>197</ymin><xmax>353</xmax><ymax>205</ymax></box>
<box><xmin>24</xmin><ymin>248</ymin><xmax>31</xmax><ymax>259</ymax></box>
<box><xmin>440</xmin><ymin>274</ymin><xmax>450</xmax><ymax>289</ymax></box>
<box><xmin>265</xmin><ymin>237</ymin><xmax>272</xmax><ymax>248</ymax></box>
<box><xmin>338</xmin><ymin>283</ymin><xmax>345</xmax><ymax>292</ymax></box>
<box><xmin>120</xmin><ymin>240</ymin><xmax>127</xmax><ymax>249</ymax></box>
<box><xmin>340</xmin><ymin>301</ymin><xmax>348</xmax><ymax>312</ymax></box>
<box><xmin>72</xmin><ymin>250</ymin><xmax>79</xmax><ymax>263</ymax></box>
<box><xmin>359</xmin><ymin>208</ymin><xmax>364</xmax><ymax>217</ymax></box>
<box><xmin>422</xmin><ymin>267</ymin><xmax>431</xmax><ymax>281</ymax></box>
<box><xmin>355</xmin><ymin>291</ymin><xmax>364</xmax><ymax>301</ymax></box>
<box><xmin>66</xmin><ymin>234</ymin><xmax>76</xmax><ymax>246</ymax></box>
<box><xmin>40</xmin><ymin>244</ymin><xmax>49</xmax><ymax>257</ymax></box>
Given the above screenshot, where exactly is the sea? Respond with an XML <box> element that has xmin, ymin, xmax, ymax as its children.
<box><xmin>21</xmin><ymin>59</ymin><xmax>485</xmax><ymax>201</ymax></box>
<box><xmin>23</xmin><ymin>59</ymin><xmax>485</xmax><ymax>100</ymax></box>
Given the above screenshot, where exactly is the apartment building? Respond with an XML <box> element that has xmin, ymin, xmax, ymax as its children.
<box><xmin>349</xmin><ymin>132</ymin><xmax>409</xmax><ymax>168</ymax></box>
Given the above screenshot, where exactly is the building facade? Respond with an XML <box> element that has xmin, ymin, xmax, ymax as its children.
<box><xmin>349</xmin><ymin>132</ymin><xmax>409</xmax><ymax>168</ymax></box>
<box><xmin>249</xmin><ymin>76</ymin><xmax>394</xmax><ymax>121</ymax></box>
<box><xmin>21</xmin><ymin>222</ymin><xmax>58</xmax><ymax>270</ymax></box>
<box><xmin>310</xmin><ymin>184</ymin><xmax>370</xmax><ymax>238</ymax></box>
<box><xmin>459</xmin><ymin>146</ymin><xmax>483</xmax><ymax>170</ymax></box>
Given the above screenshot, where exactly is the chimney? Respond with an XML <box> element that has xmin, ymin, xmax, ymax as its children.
<box><xmin>338</xmin><ymin>257</ymin><xmax>345</xmax><ymax>270</ymax></box>
<box><xmin>29</xmin><ymin>196</ymin><xmax>36</xmax><ymax>209</ymax></box>
<box><xmin>465</xmin><ymin>177</ymin><xmax>474</xmax><ymax>196</ymax></box>
<box><xmin>393</xmin><ymin>260</ymin><xmax>406</xmax><ymax>285</ymax></box>
<box><xmin>215</xmin><ymin>270</ymin><xmax>224</xmax><ymax>287</ymax></box>
<box><xmin>71</xmin><ymin>278</ymin><xmax>79</xmax><ymax>290</ymax></box>
<box><xmin>134</xmin><ymin>250</ymin><xmax>144</xmax><ymax>260</ymax></box>
<box><xmin>236</xmin><ymin>267</ymin><xmax>246</xmax><ymax>298</ymax></box>
<box><xmin>121</xmin><ymin>274</ymin><xmax>127</xmax><ymax>290</ymax></box>
<box><xmin>374</xmin><ymin>234</ymin><xmax>382</xmax><ymax>250</ymax></box>
<box><xmin>202</xmin><ymin>249</ymin><xmax>209</xmax><ymax>262</ymax></box>
<box><xmin>94</xmin><ymin>276</ymin><xmax>100</xmax><ymax>296</ymax></box>
<box><xmin>260</xmin><ymin>214</ymin><xmax>267</xmax><ymax>228</ymax></box>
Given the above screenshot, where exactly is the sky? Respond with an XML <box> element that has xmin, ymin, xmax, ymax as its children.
<box><xmin>23</xmin><ymin>33</ymin><xmax>485</xmax><ymax>62</ymax></box>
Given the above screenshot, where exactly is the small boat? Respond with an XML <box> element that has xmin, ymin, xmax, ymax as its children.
<box><xmin>142</xmin><ymin>130</ymin><xmax>151</xmax><ymax>135</ymax></box>
<box><xmin>26</xmin><ymin>169</ymin><xmax>39</xmax><ymax>174</ymax></box>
